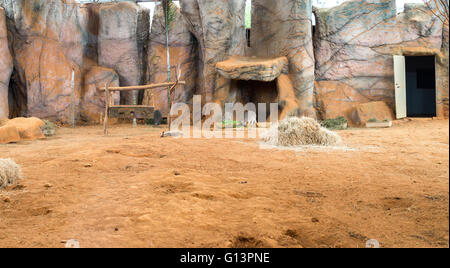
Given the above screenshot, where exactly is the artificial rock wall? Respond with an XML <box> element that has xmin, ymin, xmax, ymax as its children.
<box><xmin>1</xmin><ymin>0</ymin><xmax>84</xmax><ymax>122</ymax></box>
<box><xmin>181</xmin><ymin>0</ymin><xmax>247</xmax><ymax>104</ymax></box>
<box><xmin>251</xmin><ymin>0</ymin><xmax>316</xmax><ymax>118</ymax></box>
<box><xmin>98</xmin><ymin>1</ymin><xmax>149</xmax><ymax>105</ymax></box>
<box><xmin>313</xmin><ymin>0</ymin><xmax>447</xmax><ymax>120</ymax></box>
<box><xmin>142</xmin><ymin>4</ymin><xmax>198</xmax><ymax>115</ymax></box>
<box><xmin>0</xmin><ymin>0</ymin><xmax>448</xmax><ymax>124</ymax></box>
<box><xmin>0</xmin><ymin>7</ymin><xmax>12</xmax><ymax>119</ymax></box>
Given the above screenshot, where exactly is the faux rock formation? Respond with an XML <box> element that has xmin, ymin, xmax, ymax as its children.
<box><xmin>437</xmin><ymin>18</ymin><xmax>449</xmax><ymax>118</ymax></box>
<box><xmin>1</xmin><ymin>0</ymin><xmax>83</xmax><ymax>123</ymax></box>
<box><xmin>181</xmin><ymin>0</ymin><xmax>246</xmax><ymax>103</ymax></box>
<box><xmin>142</xmin><ymin>3</ymin><xmax>197</xmax><ymax>115</ymax></box>
<box><xmin>0</xmin><ymin>125</ymin><xmax>20</xmax><ymax>144</ymax></box>
<box><xmin>81</xmin><ymin>66</ymin><xmax>120</xmax><ymax>124</ymax></box>
<box><xmin>277</xmin><ymin>74</ymin><xmax>301</xmax><ymax>119</ymax></box>
<box><xmin>252</xmin><ymin>0</ymin><xmax>316</xmax><ymax>118</ymax></box>
<box><xmin>350</xmin><ymin>101</ymin><xmax>394</xmax><ymax>127</ymax></box>
<box><xmin>216</xmin><ymin>56</ymin><xmax>289</xmax><ymax>82</ymax></box>
<box><xmin>98</xmin><ymin>2</ymin><xmax>149</xmax><ymax>105</ymax></box>
<box><xmin>314</xmin><ymin>80</ymin><xmax>370</xmax><ymax>122</ymax></box>
<box><xmin>1</xmin><ymin>117</ymin><xmax>45</xmax><ymax>142</ymax></box>
<box><xmin>314</xmin><ymin>0</ymin><xmax>447</xmax><ymax>120</ymax></box>
<box><xmin>0</xmin><ymin>7</ymin><xmax>12</xmax><ymax>119</ymax></box>
<box><xmin>78</xmin><ymin>3</ymin><xmax>102</xmax><ymax>67</ymax></box>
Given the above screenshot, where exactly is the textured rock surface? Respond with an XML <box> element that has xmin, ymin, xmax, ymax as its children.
<box><xmin>1</xmin><ymin>0</ymin><xmax>83</xmax><ymax>123</ymax></box>
<box><xmin>98</xmin><ymin>2</ymin><xmax>149</xmax><ymax>105</ymax></box>
<box><xmin>3</xmin><ymin>117</ymin><xmax>45</xmax><ymax>141</ymax></box>
<box><xmin>181</xmin><ymin>0</ymin><xmax>246</xmax><ymax>103</ymax></box>
<box><xmin>0</xmin><ymin>125</ymin><xmax>20</xmax><ymax>144</ymax></box>
<box><xmin>81</xmin><ymin>66</ymin><xmax>120</xmax><ymax>124</ymax></box>
<box><xmin>78</xmin><ymin>3</ymin><xmax>102</xmax><ymax>67</ymax></box>
<box><xmin>0</xmin><ymin>7</ymin><xmax>12</xmax><ymax>119</ymax></box>
<box><xmin>143</xmin><ymin>4</ymin><xmax>197</xmax><ymax>115</ymax></box>
<box><xmin>314</xmin><ymin>80</ymin><xmax>370</xmax><ymax>122</ymax></box>
<box><xmin>437</xmin><ymin>24</ymin><xmax>449</xmax><ymax>118</ymax></box>
<box><xmin>252</xmin><ymin>0</ymin><xmax>316</xmax><ymax>118</ymax></box>
<box><xmin>350</xmin><ymin>101</ymin><xmax>394</xmax><ymax>126</ymax></box>
<box><xmin>216</xmin><ymin>56</ymin><xmax>289</xmax><ymax>82</ymax></box>
<box><xmin>277</xmin><ymin>74</ymin><xmax>300</xmax><ymax>119</ymax></box>
<box><xmin>314</xmin><ymin>0</ymin><xmax>446</xmax><ymax>120</ymax></box>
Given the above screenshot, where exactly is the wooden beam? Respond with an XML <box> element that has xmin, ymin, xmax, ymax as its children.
<box><xmin>98</xmin><ymin>81</ymin><xmax>186</xmax><ymax>92</ymax></box>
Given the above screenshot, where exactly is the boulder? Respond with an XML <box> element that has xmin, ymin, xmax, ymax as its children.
<box><xmin>314</xmin><ymin>80</ymin><xmax>371</xmax><ymax>122</ymax></box>
<box><xmin>216</xmin><ymin>56</ymin><xmax>289</xmax><ymax>82</ymax></box>
<box><xmin>98</xmin><ymin>2</ymin><xmax>149</xmax><ymax>105</ymax></box>
<box><xmin>350</xmin><ymin>101</ymin><xmax>394</xmax><ymax>127</ymax></box>
<box><xmin>0</xmin><ymin>7</ymin><xmax>12</xmax><ymax>119</ymax></box>
<box><xmin>81</xmin><ymin>66</ymin><xmax>120</xmax><ymax>124</ymax></box>
<box><xmin>3</xmin><ymin>117</ymin><xmax>45</xmax><ymax>141</ymax></box>
<box><xmin>142</xmin><ymin>3</ymin><xmax>197</xmax><ymax>115</ymax></box>
<box><xmin>252</xmin><ymin>0</ymin><xmax>316</xmax><ymax>118</ymax></box>
<box><xmin>0</xmin><ymin>125</ymin><xmax>20</xmax><ymax>144</ymax></box>
<box><xmin>1</xmin><ymin>0</ymin><xmax>84</xmax><ymax>123</ymax></box>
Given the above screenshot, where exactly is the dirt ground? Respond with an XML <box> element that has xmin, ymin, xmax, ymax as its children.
<box><xmin>0</xmin><ymin>119</ymin><xmax>448</xmax><ymax>248</ymax></box>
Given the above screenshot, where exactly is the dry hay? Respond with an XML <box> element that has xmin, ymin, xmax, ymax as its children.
<box><xmin>261</xmin><ymin>117</ymin><xmax>342</xmax><ymax>147</ymax></box>
<box><xmin>0</xmin><ymin>159</ymin><xmax>22</xmax><ymax>189</ymax></box>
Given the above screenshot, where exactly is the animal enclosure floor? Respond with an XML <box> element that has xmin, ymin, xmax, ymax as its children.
<box><xmin>0</xmin><ymin>119</ymin><xmax>449</xmax><ymax>248</ymax></box>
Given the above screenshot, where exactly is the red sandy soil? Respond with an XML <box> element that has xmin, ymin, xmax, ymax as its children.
<box><xmin>0</xmin><ymin>119</ymin><xmax>448</xmax><ymax>248</ymax></box>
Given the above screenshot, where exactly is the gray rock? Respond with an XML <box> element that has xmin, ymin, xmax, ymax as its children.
<box><xmin>181</xmin><ymin>0</ymin><xmax>246</xmax><ymax>102</ymax></box>
<box><xmin>98</xmin><ymin>2</ymin><xmax>149</xmax><ymax>105</ymax></box>
<box><xmin>1</xmin><ymin>0</ymin><xmax>84</xmax><ymax>123</ymax></box>
<box><xmin>252</xmin><ymin>0</ymin><xmax>316</xmax><ymax>118</ymax></box>
<box><xmin>0</xmin><ymin>7</ymin><xmax>12</xmax><ymax>119</ymax></box>
<box><xmin>142</xmin><ymin>3</ymin><xmax>197</xmax><ymax>115</ymax></box>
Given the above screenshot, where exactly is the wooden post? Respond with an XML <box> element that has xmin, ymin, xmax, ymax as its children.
<box><xmin>71</xmin><ymin>69</ymin><xmax>75</xmax><ymax>128</ymax></box>
<box><xmin>104</xmin><ymin>82</ymin><xmax>110</xmax><ymax>136</ymax></box>
<box><xmin>168</xmin><ymin>65</ymin><xmax>182</xmax><ymax>128</ymax></box>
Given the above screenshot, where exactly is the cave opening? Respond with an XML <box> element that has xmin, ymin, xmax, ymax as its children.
<box><xmin>236</xmin><ymin>79</ymin><xmax>278</xmax><ymax>122</ymax></box>
<box><xmin>8</xmin><ymin>67</ymin><xmax>27</xmax><ymax>118</ymax></box>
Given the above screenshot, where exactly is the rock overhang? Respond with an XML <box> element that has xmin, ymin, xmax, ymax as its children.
<box><xmin>216</xmin><ymin>56</ymin><xmax>289</xmax><ymax>82</ymax></box>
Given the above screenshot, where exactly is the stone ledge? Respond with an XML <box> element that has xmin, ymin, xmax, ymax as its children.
<box><xmin>216</xmin><ymin>56</ymin><xmax>289</xmax><ymax>82</ymax></box>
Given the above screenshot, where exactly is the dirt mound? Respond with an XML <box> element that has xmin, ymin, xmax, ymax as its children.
<box><xmin>0</xmin><ymin>158</ymin><xmax>21</xmax><ymax>189</ymax></box>
<box><xmin>261</xmin><ymin>117</ymin><xmax>342</xmax><ymax>147</ymax></box>
<box><xmin>4</xmin><ymin>117</ymin><xmax>45</xmax><ymax>141</ymax></box>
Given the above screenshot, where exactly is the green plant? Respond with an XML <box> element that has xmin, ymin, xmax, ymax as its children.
<box><xmin>367</xmin><ymin>118</ymin><xmax>391</xmax><ymax>123</ymax></box>
<box><xmin>222</xmin><ymin>120</ymin><xmax>244</xmax><ymax>128</ymax></box>
<box><xmin>163</xmin><ymin>0</ymin><xmax>177</xmax><ymax>28</ymax></box>
<box><xmin>41</xmin><ymin>120</ymin><xmax>57</xmax><ymax>137</ymax></box>
<box><xmin>145</xmin><ymin>118</ymin><xmax>167</xmax><ymax>126</ymax></box>
<box><xmin>321</xmin><ymin>116</ymin><xmax>348</xmax><ymax>130</ymax></box>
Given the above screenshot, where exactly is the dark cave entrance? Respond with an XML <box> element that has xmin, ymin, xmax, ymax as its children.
<box><xmin>405</xmin><ymin>56</ymin><xmax>437</xmax><ymax>117</ymax></box>
<box><xmin>237</xmin><ymin>80</ymin><xmax>279</xmax><ymax>122</ymax></box>
<box><xmin>8</xmin><ymin>67</ymin><xmax>27</xmax><ymax>118</ymax></box>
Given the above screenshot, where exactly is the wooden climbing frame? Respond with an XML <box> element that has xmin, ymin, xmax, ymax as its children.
<box><xmin>99</xmin><ymin>65</ymin><xmax>184</xmax><ymax>135</ymax></box>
